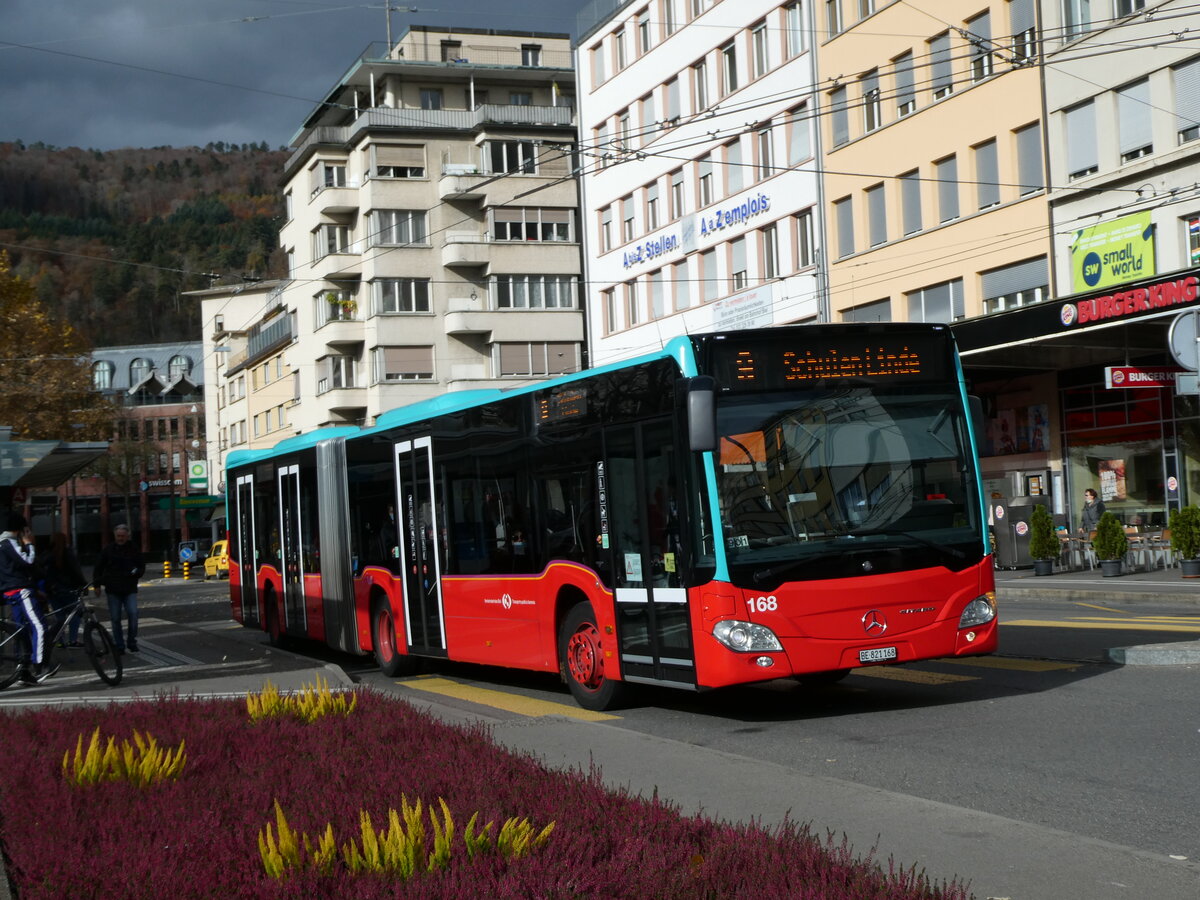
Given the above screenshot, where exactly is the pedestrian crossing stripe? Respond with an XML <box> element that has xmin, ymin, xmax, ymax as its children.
<box><xmin>396</xmin><ymin>675</ymin><xmax>620</xmax><ymax>721</ymax></box>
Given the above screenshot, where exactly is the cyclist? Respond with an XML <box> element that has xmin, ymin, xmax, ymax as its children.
<box><xmin>0</xmin><ymin>512</ymin><xmax>58</xmax><ymax>684</ymax></box>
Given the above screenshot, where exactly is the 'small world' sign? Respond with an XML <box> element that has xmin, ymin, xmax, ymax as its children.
<box><xmin>1070</xmin><ymin>210</ymin><xmax>1156</xmax><ymax>293</ymax></box>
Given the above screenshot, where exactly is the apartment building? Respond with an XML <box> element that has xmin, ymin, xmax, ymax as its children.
<box><xmin>576</xmin><ymin>0</ymin><xmax>823</xmax><ymax>365</ymax></box>
<box><xmin>201</xmin><ymin>26</ymin><xmax>584</xmax><ymax>445</ymax></box>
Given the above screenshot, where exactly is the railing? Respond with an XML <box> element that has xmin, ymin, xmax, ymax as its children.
<box><xmin>357</xmin><ymin>41</ymin><xmax>573</xmax><ymax>68</ymax></box>
<box><xmin>248</xmin><ymin>314</ymin><xmax>293</xmax><ymax>360</ymax></box>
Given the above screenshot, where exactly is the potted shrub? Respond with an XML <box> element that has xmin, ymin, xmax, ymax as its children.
<box><xmin>1169</xmin><ymin>505</ymin><xmax>1200</xmax><ymax>577</ymax></box>
<box><xmin>1027</xmin><ymin>503</ymin><xmax>1059</xmax><ymax>576</ymax></box>
<box><xmin>1091</xmin><ymin>511</ymin><xmax>1127</xmax><ymax>577</ymax></box>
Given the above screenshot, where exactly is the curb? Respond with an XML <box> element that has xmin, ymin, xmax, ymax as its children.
<box><xmin>1107</xmin><ymin>641</ymin><xmax>1200</xmax><ymax>666</ymax></box>
<box><xmin>997</xmin><ymin>586</ymin><xmax>1200</xmax><ymax>605</ymax></box>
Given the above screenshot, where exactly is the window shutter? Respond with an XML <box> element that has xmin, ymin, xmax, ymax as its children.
<box><xmin>1175</xmin><ymin>58</ymin><xmax>1200</xmax><ymax>134</ymax></box>
<box><xmin>1117</xmin><ymin>80</ymin><xmax>1150</xmax><ymax>154</ymax></box>
<box><xmin>375</xmin><ymin>145</ymin><xmax>425</xmax><ymax>167</ymax></box>
<box><xmin>981</xmin><ymin>257</ymin><xmax>1047</xmax><ymax>298</ymax></box>
<box><xmin>1065</xmin><ymin>102</ymin><xmax>1097</xmax><ymax>174</ymax></box>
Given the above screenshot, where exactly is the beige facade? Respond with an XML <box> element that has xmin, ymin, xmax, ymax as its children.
<box><xmin>196</xmin><ymin>25</ymin><xmax>585</xmax><ymax>482</ymax></box>
<box><xmin>819</xmin><ymin>0</ymin><xmax>1051</xmax><ymax>323</ymax></box>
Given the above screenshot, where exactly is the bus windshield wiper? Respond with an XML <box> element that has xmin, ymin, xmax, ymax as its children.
<box><xmin>841</xmin><ymin>528</ymin><xmax>966</xmax><ymax>561</ymax></box>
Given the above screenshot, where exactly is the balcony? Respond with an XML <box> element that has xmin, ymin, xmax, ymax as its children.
<box><xmin>442</xmin><ymin>232</ymin><xmax>489</xmax><ymax>268</ymax></box>
<box><xmin>444</xmin><ymin>296</ymin><xmax>493</xmax><ymax>336</ymax></box>
<box><xmin>439</xmin><ymin>165</ymin><xmax>486</xmax><ymax>201</ymax></box>
<box><xmin>312</xmin><ymin>183</ymin><xmax>360</xmax><ymax>215</ymax></box>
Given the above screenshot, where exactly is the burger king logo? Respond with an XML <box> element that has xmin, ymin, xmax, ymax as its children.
<box><xmin>1060</xmin><ymin>303</ymin><xmax>1078</xmax><ymax>326</ymax></box>
<box><xmin>1111</xmin><ymin>369</ymin><xmax>1125</xmax><ymax>385</ymax></box>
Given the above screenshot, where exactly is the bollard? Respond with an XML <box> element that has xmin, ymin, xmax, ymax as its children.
<box><xmin>163</xmin><ymin>560</ymin><xmax>171</xmax><ymax>578</ymax></box>
<box><xmin>182</xmin><ymin>561</ymin><xmax>191</xmax><ymax>581</ymax></box>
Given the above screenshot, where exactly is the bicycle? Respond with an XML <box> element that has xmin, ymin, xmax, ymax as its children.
<box><xmin>0</xmin><ymin>585</ymin><xmax>123</xmax><ymax>689</ymax></box>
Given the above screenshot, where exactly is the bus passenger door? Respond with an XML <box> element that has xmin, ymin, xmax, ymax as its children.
<box><xmin>277</xmin><ymin>464</ymin><xmax>306</xmax><ymax>633</ymax></box>
<box><xmin>607</xmin><ymin>420</ymin><xmax>695</xmax><ymax>689</ymax></box>
<box><xmin>394</xmin><ymin>438</ymin><xmax>446</xmax><ymax>655</ymax></box>
<box><xmin>234</xmin><ymin>474</ymin><xmax>258</xmax><ymax>625</ymax></box>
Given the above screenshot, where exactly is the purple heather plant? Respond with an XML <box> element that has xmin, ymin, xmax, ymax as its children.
<box><xmin>0</xmin><ymin>692</ymin><xmax>972</xmax><ymax>900</ymax></box>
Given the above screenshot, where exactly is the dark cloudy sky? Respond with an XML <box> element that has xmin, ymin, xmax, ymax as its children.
<box><xmin>0</xmin><ymin>0</ymin><xmax>591</xmax><ymax>150</ymax></box>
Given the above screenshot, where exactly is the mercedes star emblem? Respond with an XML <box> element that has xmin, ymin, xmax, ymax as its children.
<box><xmin>862</xmin><ymin>609</ymin><xmax>888</xmax><ymax>636</ymax></box>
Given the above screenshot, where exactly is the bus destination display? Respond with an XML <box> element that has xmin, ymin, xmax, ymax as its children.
<box><xmin>538</xmin><ymin>387</ymin><xmax>588</xmax><ymax>423</ymax></box>
<box><xmin>710</xmin><ymin>332</ymin><xmax>950</xmax><ymax>390</ymax></box>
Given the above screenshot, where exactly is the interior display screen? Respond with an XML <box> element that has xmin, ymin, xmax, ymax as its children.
<box><xmin>704</xmin><ymin>328</ymin><xmax>954</xmax><ymax>390</ymax></box>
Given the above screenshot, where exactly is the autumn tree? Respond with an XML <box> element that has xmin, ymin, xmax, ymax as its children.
<box><xmin>0</xmin><ymin>250</ymin><xmax>115</xmax><ymax>440</ymax></box>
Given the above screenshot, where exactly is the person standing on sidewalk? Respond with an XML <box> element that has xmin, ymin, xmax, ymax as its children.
<box><xmin>1079</xmin><ymin>488</ymin><xmax>1106</xmax><ymax>534</ymax></box>
<box><xmin>0</xmin><ymin>512</ymin><xmax>58</xmax><ymax>683</ymax></box>
<box><xmin>93</xmin><ymin>524</ymin><xmax>145</xmax><ymax>654</ymax></box>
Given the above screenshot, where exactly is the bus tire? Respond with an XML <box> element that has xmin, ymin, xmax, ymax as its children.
<box><xmin>559</xmin><ymin>602</ymin><xmax>629</xmax><ymax>711</ymax></box>
<box><xmin>372</xmin><ymin>600</ymin><xmax>416</xmax><ymax>677</ymax></box>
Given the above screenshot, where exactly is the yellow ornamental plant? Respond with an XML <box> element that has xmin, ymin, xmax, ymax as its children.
<box><xmin>247</xmin><ymin>674</ymin><xmax>357</xmax><ymax>723</ymax></box>
<box><xmin>63</xmin><ymin>728</ymin><xmax>186</xmax><ymax>788</ymax></box>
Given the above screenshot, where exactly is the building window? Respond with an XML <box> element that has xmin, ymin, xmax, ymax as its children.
<box><xmin>662</xmin><ymin>0</ymin><xmax>677</xmax><ymax>35</ymax></box>
<box><xmin>615</xmin><ymin>27</ymin><xmax>628</xmax><ymax>70</ymax></box>
<box><xmin>935</xmin><ymin>156</ymin><xmax>959</xmax><ymax>223</ymax></box>
<box><xmin>638</xmin><ymin>10</ymin><xmax>652</xmax><ymax>54</ymax></box>
<box><xmin>826</xmin><ymin>0</ymin><xmax>843</xmax><ymax>36</ymax></box>
<box><xmin>640</xmin><ymin>94</ymin><xmax>656</xmax><ymax>142</ymax></box>
<box><xmin>316</xmin><ymin>289</ymin><xmax>357</xmax><ymax>326</ymax></box>
<box><xmin>901</xmin><ymin>169</ymin><xmax>922</xmax><ymax>235</ymax></box>
<box><xmin>318</xmin><ymin>162</ymin><xmax>346</xmax><ymax>192</ymax></box>
<box><xmin>894</xmin><ymin>51</ymin><xmax>915</xmax><ymax>116</ymax></box>
<box><xmin>752</xmin><ymin>21</ymin><xmax>770</xmax><ymax>78</ymax></box>
<box><xmin>374</xmin><ymin>346</ymin><xmax>434</xmax><ymax>382</ymax></box>
<box><xmin>930</xmin><ymin>32</ymin><xmax>953</xmax><ymax>98</ymax></box>
<box><xmin>510</xmin><ymin>91</ymin><xmax>533</xmax><ymax>106</ymax></box>
<box><xmin>788</xmin><ymin>104</ymin><xmax>811</xmax><ymax>164</ymax></box>
<box><xmin>492</xmin><ymin>207</ymin><xmax>573</xmax><ymax>241</ymax></box>
<box><xmin>726</xmin><ymin>140</ymin><xmax>744</xmax><ymax>194</ymax></box>
<box><xmin>168</xmin><ymin>355</ymin><xmax>191</xmax><ymax>378</ymax></box>
<box><xmin>317</xmin><ymin>353</ymin><xmax>358</xmax><ymax>393</ymax></box>
<box><xmin>1186</xmin><ymin>215</ymin><xmax>1200</xmax><ymax>265</ymax></box>
<box><xmin>441</xmin><ymin>40</ymin><xmax>462</xmax><ymax>61</ymax></box>
<box><xmin>861</xmin><ymin>70</ymin><xmax>881</xmax><ymax>133</ymax></box>
<box><xmin>649</xmin><ymin>269</ymin><xmax>667</xmax><ymax>317</ymax></box>
<box><xmin>785</xmin><ymin>2</ymin><xmax>805</xmax><ymax>58</ymax></box>
<box><xmin>1065</xmin><ymin>102</ymin><xmax>1098</xmax><ymax>179</ymax></box>
<box><xmin>907</xmin><ymin>279</ymin><xmax>964</xmax><ymax>322</ymax></box>
<box><xmin>720</xmin><ymin>41</ymin><xmax>738</xmax><ymax>96</ymax></box>
<box><xmin>702</xmin><ymin>249</ymin><xmax>719</xmax><ymax>302</ymax></box>
<box><xmin>1175</xmin><ymin>58</ymin><xmax>1200</xmax><ymax>143</ymax></box>
<box><xmin>1063</xmin><ymin>0</ymin><xmax>1093</xmax><ymax>40</ymax></box>
<box><xmin>419</xmin><ymin>88</ymin><xmax>443</xmax><ymax>110</ymax></box>
<box><xmin>592</xmin><ymin>43</ymin><xmax>606</xmax><ymax>85</ymax></box>
<box><xmin>92</xmin><ymin>361</ymin><xmax>114</xmax><ymax>390</ymax></box>
<box><xmin>493</xmin><ymin>275</ymin><xmax>578</xmax><ymax>308</ymax></box>
<box><xmin>981</xmin><ymin>256</ymin><xmax>1048</xmax><ymax>314</ymax></box>
<box><xmin>831</xmin><ymin>86</ymin><xmax>849</xmax><ymax>147</ymax></box>
<box><xmin>372</xmin><ymin>209</ymin><xmax>427</xmax><ymax>246</ymax></box>
<box><xmin>1010</xmin><ymin>0</ymin><xmax>1036</xmax><ymax>62</ymax></box>
<box><xmin>595</xmin><ymin>123</ymin><xmax>611</xmax><ymax>167</ymax></box>
<box><xmin>1116</xmin><ymin>0</ymin><xmax>1146</xmax><ymax>15</ymax></box>
<box><xmin>670</xmin><ymin>169</ymin><xmax>685</xmax><ymax>219</ymax></box>
<box><xmin>372</xmin><ymin>144</ymin><xmax>425</xmax><ymax>178</ymax></box>
<box><xmin>698</xmin><ymin>156</ymin><xmax>714</xmax><ymax>207</ymax></box>
<box><xmin>488</xmin><ymin>140</ymin><xmax>536</xmax><ymax>174</ymax></box>
<box><xmin>497</xmin><ymin>342</ymin><xmax>579</xmax><ymax>377</ymax></box>
<box><xmin>646</xmin><ymin>182</ymin><xmax>660</xmax><ymax>230</ymax></box>
<box><xmin>756</xmin><ymin>127</ymin><xmax>774</xmax><ymax>181</ymax></box>
<box><xmin>521</xmin><ymin>43</ymin><xmax>541</xmax><ymax>66</ymax></box>
<box><xmin>603</xmin><ymin>288</ymin><xmax>617</xmax><ymax>333</ymax></box>
<box><xmin>376</xmin><ymin>278</ymin><xmax>431</xmax><ymax>313</ymax></box>
<box><xmin>859</xmin><ymin>0</ymin><xmax>874</xmax><ymax>18</ymax></box>
<box><xmin>968</xmin><ymin>12</ymin><xmax>993</xmax><ymax>82</ymax></box>
<box><xmin>130</xmin><ymin>357</ymin><xmax>151</xmax><ymax>384</ymax></box>
<box><xmin>600</xmin><ymin>206</ymin><xmax>613</xmax><ymax>251</ymax></box>
<box><xmin>314</xmin><ymin>223</ymin><xmax>351</xmax><ymax>258</ymax></box>
<box><xmin>866</xmin><ymin>183</ymin><xmax>886</xmax><ymax>247</ymax></box>
<box><xmin>672</xmin><ymin>261</ymin><xmax>690</xmax><ymax>308</ymax></box>
<box><xmin>1118</xmin><ymin>79</ymin><xmax>1152</xmax><ymax>161</ymax></box>
<box><xmin>693</xmin><ymin>59</ymin><xmax>709</xmax><ymax>111</ymax></box>
<box><xmin>794</xmin><ymin>208</ymin><xmax>815</xmax><ymax>268</ymax></box>
<box><xmin>284</xmin><ymin>191</ymin><xmax>293</xmax><ymax>222</ymax></box>
<box><xmin>625</xmin><ymin>280</ymin><xmax>641</xmax><ymax>325</ymax></box>
<box><xmin>974</xmin><ymin>139</ymin><xmax>1000</xmax><ymax>209</ymax></box>
<box><xmin>834</xmin><ymin>197</ymin><xmax>854</xmax><ymax>258</ymax></box>
<box><xmin>618</xmin><ymin>109</ymin><xmax>632</xmax><ymax>146</ymax></box>
<box><xmin>843</xmin><ymin>298</ymin><xmax>891</xmax><ymax>322</ymax></box>
<box><xmin>622</xmin><ymin>195</ymin><xmax>636</xmax><ymax>242</ymax></box>
<box><xmin>665</xmin><ymin>77</ymin><xmax>681</xmax><ymax>124</ymax></box>
<box><xmin>1016</xmin><ymin>122</ymin><xmax>1043</xmax><ymax>194</ymax></box>
<box><xmin>761</xmin><ymin>224</ymin><xmax>779</xmax><ymax>279</ymax></box>
<box><xmin>730</xmin><ymin>237</ymin><xmax>748</xmax><ymax>290</ymax></box>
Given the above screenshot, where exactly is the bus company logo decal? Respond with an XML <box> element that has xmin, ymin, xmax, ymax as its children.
<box><xmin>862</xmin><ymin>609</ymin><xmax>888</xmax><ymax>636</ymax></box>
<box><xmin>483</xmin><ymin>593</ymin><xmax>535</xmax><ymax>610</ymax></box>
<box><xmin>1061</xmin><ymin>276</ymin><xmax>1199</xmax><ymax>328</ymax></box>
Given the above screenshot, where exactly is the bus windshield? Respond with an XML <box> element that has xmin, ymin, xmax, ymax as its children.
<box><xmin>714</xmin><ymin>386</ymin><xmax>984</xmax><ymax>584</ymax></box>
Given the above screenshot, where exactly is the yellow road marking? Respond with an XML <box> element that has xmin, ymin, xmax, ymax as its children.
<box><xmin>1073</xmin><ymin>602</ymin><xmax>1129</xmax><ymax>614</ymax></box>
<box><xmin>851</xmin><ymin>667</ymin><xmax>976</xmax><ymax>684</ymax></box>
<box><xmin>1004</xmin><ymin>619</ymin><xmax>1200</xmax><ymax>633</ymax></box>
<box><xmin>939</xmin><ymin>656</ymin><xmax>1080</xmax><ymax>672</ymax></box>
<box><xmin>397</xmin><ymin>676</ymin><xmax>619</xmax><ymax>721</ymax></box>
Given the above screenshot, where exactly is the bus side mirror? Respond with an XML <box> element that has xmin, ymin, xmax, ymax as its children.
<box><xmin>968</xmin><ymin>395</ymin><xmax>985</xmax><ymax>454</ymax></box>
<box><xmin>685</xmin><ymin>376</ymin><xmax>717</xmax><ymax>453</ymax></box>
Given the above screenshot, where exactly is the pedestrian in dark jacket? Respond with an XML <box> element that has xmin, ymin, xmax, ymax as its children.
<box><xmin>0</xmin><ymin>512</ymin><xmax>58</xmax><ymax>683</ymax></box>
<box><xmin>93</xmin><ymin>524</ymin><xmax>145</xmax><ymax>654</ymax></box>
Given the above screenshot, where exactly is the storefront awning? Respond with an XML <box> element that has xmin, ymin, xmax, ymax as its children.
<box><xmin>0</xmin><ymin>438</ymin><xmax>110</xmax><ymax>489</ymax></box>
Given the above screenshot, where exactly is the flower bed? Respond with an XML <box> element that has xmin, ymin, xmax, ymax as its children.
<box><xmin>0</xmin><ymin>690</ymin><xmax>970</xmax><ymax>899</ymax></box>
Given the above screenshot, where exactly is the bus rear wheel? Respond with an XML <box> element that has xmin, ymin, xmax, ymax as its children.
<box><xmin>372</xmin><ymin>600</ymin><xmax>416</xmax><ymax>677</ymax></box>
<box><xmin>265</xmin><ymin>590</ymin><xmax>287</xmax><ymax>648</ymax></box>
<box><xmin>559</xmin><ymin>602</ymin><xmax>629</xmax><ymax>711</ymax></box>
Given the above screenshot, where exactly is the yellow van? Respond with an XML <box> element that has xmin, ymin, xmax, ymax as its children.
<box><xmin>204</xmin><ymin>540</ymin><xmax>229</xmax><ymax>580</ymax></box>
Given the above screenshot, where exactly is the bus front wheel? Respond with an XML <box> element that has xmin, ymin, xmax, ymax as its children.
<box><xmin>559</xmin><ymin>602</ymin><xmax>629</xmax><ymax>711</ymax></box>
<box><xmin>372</xmin><ymin>601</ymin><xmax>416</xmax><ymax>677</ymax></box>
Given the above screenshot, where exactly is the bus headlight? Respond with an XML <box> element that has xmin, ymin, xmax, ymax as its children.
<box><xmin>958</xmin><ymin>593</ymin><xmax>996</xmax><ymax>628</ymax></box>
<box><xmin>712</xmin><ymin>620</ymin><xmax>783</xmax><ymax>652</ymax></box>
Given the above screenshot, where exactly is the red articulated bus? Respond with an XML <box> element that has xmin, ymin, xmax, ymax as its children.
<box><xmin>226</xmin><ymin>323</ymin><xmax>998</xmax><ymax>710</ymax></box>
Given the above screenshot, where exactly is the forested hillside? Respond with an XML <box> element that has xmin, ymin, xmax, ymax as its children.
<box><xmin>0</xmin><ymin>141</ymin><xmax>289</xmax><ymax>347</ymax></box>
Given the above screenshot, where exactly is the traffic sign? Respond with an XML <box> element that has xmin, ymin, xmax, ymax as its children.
<box><xmin>179</xmin><ymin>545</ymin><xmax>196</xmax><ymax>562</ymax></box>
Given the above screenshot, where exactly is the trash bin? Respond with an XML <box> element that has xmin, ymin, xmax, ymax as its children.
<box><xmin>992</xmin><ymin>497</ymin><xmax>1038</xmax><ymax>568</ymax></box>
